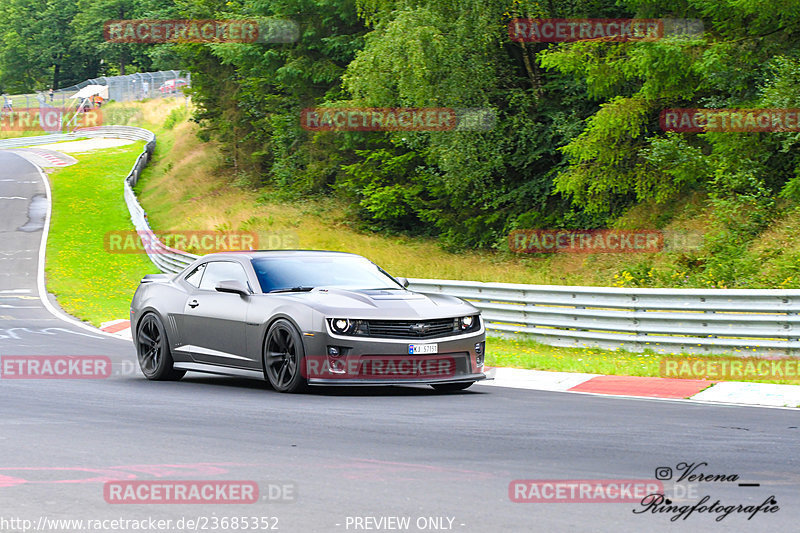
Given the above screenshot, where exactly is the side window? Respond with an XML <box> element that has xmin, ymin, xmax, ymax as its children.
<box><xmin>199</xmin><ymin>261</ymin><xmax>250</xmax><ymax>292</ymax></box>
<box><xmin>184</xmin><ymin>263</ymin><xmax>206</xmax><ymax>288</ymax></box>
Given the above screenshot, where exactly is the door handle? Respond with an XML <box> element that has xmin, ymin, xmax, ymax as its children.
<box><xmin>188</xmin><ymin>300</ymin><xmax>199</xmax><ymax>308</ymax></box>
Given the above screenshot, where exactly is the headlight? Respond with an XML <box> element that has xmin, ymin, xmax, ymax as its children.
<box><xmin>459</xmin><ymin>315</ymin><xmax>476</xmax><ymax>330</ymax></box>
<box><xmin>328</xmin><ymin>318</ymin><xmax>368</xmax><ymax>336</ymax></box>
<box><xmin>331</xmin><ymin>318</ymin><xmax>352</xmax><ymax>334</ymax></box>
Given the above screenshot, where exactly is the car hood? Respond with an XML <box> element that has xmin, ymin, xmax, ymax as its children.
<box><xmin>272</xmin><ymin>287</ymin><xmax>477</xmax><ymax>319</ymax></box>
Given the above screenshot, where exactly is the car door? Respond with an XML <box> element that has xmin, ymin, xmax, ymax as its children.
<box><xmin>179</xmin><ymin>260</ymin><xmax>257</xmax><ymax>369</ymax></box>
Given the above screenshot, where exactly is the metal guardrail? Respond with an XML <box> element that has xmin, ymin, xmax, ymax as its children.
<box><xmin>2</xmin><ymin>127</ymin><xmax>796</xmax><ymax>356</ymax></box>
<box><xmin>79</xmin><ymin>126</ymin><xmax>201</xmax><ymax>275</ymax></box>
<box><xmin>0</xmin><ymin>133</ymin><xmax>80</xmax><ymax>148</ymax></box>
<box><xmin>407</xmin><ymin>279</ymin><xmax>800</xmax><ymax>356</ymax></box>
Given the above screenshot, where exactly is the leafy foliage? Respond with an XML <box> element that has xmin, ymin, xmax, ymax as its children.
<box><xmin>6</xmin><ymin>0</ymin><xmax>800</xmax><ymax>286</ymax></box>
<box><xmin>175</xmin><ymin>0</ymin><xmax>800</xmax><ymax>260</ymax></box>
<box><xmin>0</xmin><ymin>0</ymin><xmax>177</xmax><ymax>91</ymax></box>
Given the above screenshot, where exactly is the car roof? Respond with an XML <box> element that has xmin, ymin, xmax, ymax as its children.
<box><xmin>196</xmin><ymin>250</ymin><xmax>363</xmax><ymax>262</ymax></box>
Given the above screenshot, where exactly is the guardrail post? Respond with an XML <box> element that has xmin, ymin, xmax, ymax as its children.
<box><xmin>703</xmin><ymin>297</ymin><xmax>716</xmax><ymax>355</ymax></box>
<box><xmin>786</xmin><ymin>296</ymin><xmax>796</xmax><ymax>357</ymax></box>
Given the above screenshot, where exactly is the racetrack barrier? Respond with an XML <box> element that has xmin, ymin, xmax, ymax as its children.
<box><xmin>2</xmin><ymin>128</ymin><xmax>797</xmax><ymax>356</ymax></box>
<box><xmin>406</xmin><ymin>279</ymin><xmax>800</xmax><ymax>356</ymax></box>
<box><xmin>73</xmin><ymin>126</ymin><xmax>199</xmax><ymax>274</ymax></box>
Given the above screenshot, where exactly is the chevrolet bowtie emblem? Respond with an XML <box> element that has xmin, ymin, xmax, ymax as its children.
<box><xmin>410</xmin><ymin>323</ymin><xmax>430</xmax><ymax>334</ymax></box>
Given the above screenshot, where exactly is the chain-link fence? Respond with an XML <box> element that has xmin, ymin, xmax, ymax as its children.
<box><xmin>2</xmin><ymin>70</ymin><xmax>190</xmax><ymax>110</ymax></box>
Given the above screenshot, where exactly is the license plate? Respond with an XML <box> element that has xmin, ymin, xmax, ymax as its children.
<box><xmin>408</xmin><ymin>343</ymin><xmax>438</xmax><ymax>355</ymax></box>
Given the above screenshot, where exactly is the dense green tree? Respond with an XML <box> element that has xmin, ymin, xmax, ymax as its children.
<box><xmin>0</xmin><ymin>0</ymin><xmax>180</xmax><ymax>92</ymax></box>
<box><xmin>331</xmin><ymin>0</ymin><xmax>607</xmax><ymax>246</ymax></box>
<box><xmin>540</xmin><ymin>0</ymin><xmax>800</xmax><ymax>213</ymax></box>
<box><xmin>176</xmin><ymin>0</ymin><xmax>367</xmax><ymax>185</ymax></box>
<box><xmin>72</xmin><ymin>0</ymin><xmax>180</xmax><ymax>76</ymax></box>
<box><xmin>6</xmin><ymin>0</ymin><xmax>800</xmax><ymax>265</ymax></box>
<box><xmin>0</xmin><ymin>0</ymin><xmax>90</xmax><ymax>90</ymax></box>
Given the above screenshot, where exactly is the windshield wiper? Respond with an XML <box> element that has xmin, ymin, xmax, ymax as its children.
<box><xmin>269</xmin><ymin>286</ymin><xmax>315</xmax><ymax>293</ymax></box>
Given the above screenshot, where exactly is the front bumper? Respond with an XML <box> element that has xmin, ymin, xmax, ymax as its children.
<box><xmin>308</xmin><ymin>373</ymin><xmax>488</xmax><ymax>386</ymax></box>
<box><xmin>301</xmin><ymin>327</ymin><xmax>488</xmax><ymax>386</ymax></box>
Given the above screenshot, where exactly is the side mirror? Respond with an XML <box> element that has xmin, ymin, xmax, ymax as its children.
<box><xmin>215</xmin><ymin>280</ymin><xmax>251</xmax><ymax>297</ymax></box>
<box><xmin>395</xmin><ymin>277</ymin><xmax>410</xmax><ymax>288</ymax></box>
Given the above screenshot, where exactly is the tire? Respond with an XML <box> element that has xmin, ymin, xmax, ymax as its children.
<box><xmin>431</xmin><ymin>382</ymin><xmax>474</xmax><ymax>392</ymax></box>
<box><xmin>263</xmin><ymin>319</ymin><xmax>308</xmax><ymax>393</ymax></box>
<box><xmin>135</xmin><ymin>313</ymin><xmax>185</xmax><ymax>381</ymax></box>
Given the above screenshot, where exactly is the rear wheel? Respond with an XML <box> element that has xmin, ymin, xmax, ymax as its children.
<box><xmin>136</xmin><ymin>313</ymin><xmax>185</xmax><ymax>381</ymax></box>
<box><xmin>263</xmin><ymin>319</ymin><xmax>308</xmax><ymax>393</ymax></box>
<box><xmin>431</xmin><ymin>382</ymin><xmax>474</xmax><ymax>392</ymax></box>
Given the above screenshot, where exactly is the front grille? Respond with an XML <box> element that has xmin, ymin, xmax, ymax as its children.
<box><xmin>364</xmin><ymin>318</ymin><xmax>459</xmax><ymax>339</ymax></box>
<box><xmin>357</xmin><ymin>353</ymin><xmax>470</xmax><ymax>377</ymax></box>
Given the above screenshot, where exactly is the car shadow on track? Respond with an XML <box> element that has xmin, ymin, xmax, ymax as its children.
<box><xmin>172</xmin><ymin>374</ymin><xmax>486</xmax><ymax>396</ymax></box>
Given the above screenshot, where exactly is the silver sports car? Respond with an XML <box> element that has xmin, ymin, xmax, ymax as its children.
<box><xmin>130</xmin><ymin>250</ymin><xmax>487</xmax><ymax>392</ymax></box>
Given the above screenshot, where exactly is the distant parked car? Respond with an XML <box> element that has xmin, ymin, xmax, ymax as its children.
<box><xmin>158</xmin><ymin>79</ymin><xmax>189</xmax><ymax>94</ymax></box>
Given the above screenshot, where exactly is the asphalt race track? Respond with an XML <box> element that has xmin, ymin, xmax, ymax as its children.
<box><xmin>1</xmin><ymin>151</ymin><xmax>799</xmax><ymax>532</ymax></box>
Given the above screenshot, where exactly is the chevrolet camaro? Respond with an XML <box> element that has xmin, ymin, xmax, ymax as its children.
<box><xmin>130</xmin><ymin>250</ymin><xmax>487</xmax><ymax>392</ymax></box>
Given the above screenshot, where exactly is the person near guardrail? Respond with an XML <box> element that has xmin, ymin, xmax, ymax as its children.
<box><xmin>2</xmin><ymin>95</ymin><xmax>12</xmax><ymax>110</ymax></box>
<box><xmin>49</xmin><ymin>88</ymin><xmax>54</xmax><ymax>102</ymax></box>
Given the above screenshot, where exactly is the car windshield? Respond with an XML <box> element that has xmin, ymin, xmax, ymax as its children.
<box><xmin>251</xmin><ymin>255</ymin><xmax>402</xmax><ymax>293</ymax></box>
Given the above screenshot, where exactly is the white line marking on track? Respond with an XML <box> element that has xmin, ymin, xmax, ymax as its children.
<box><xmin>32</xmin><ymin>161</ymin><xmax>128</xmax><ymax>340</ymax></box>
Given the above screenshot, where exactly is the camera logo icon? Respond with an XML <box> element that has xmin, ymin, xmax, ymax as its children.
<box><xmin>655</xmin><ymin>467</ymin><xmax>673</xmax><ymax>480</ymax></box>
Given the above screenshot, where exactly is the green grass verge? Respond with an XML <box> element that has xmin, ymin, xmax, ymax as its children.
<box><xmin>46</xmin><ymin>142</ymin><xmax>159</xmax><ymax>326</ymax></box>
<box><xmin>486</xmin><ymin>336</ymin><xmax>798</xmax><ymax>385</ymax></box>
<box><xmin>36</xmin><ymin>99</ymin><xmax>800</xmax><ymax>387</ymax></box>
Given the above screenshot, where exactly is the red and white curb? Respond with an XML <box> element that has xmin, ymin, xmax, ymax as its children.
<box><xmin>478</xmin><ymin>367</ymin><xmax>800</xmax><ymax>408</ymax></box>
<box><xmin>100</xmin><ymin>319</ymin><xmax>131</xmax><ymax>340</ymax></box>
<box><xmin>8</xmin><ymin>148</ymin><xmax>77</xmax><ymax>167</ymax></box>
